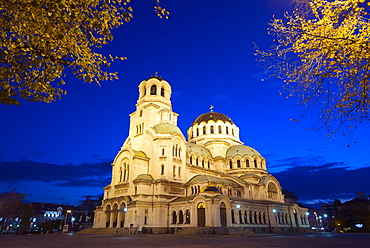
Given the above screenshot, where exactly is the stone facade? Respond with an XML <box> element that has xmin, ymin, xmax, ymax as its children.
<box><xmin>93</xmin><ymin>76</ymin><xmax>310</xmax><ymax>234</ymax></box>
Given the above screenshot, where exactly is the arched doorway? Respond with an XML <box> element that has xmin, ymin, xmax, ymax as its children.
<box><xmin>119</xmin><ymin>203</ymin><xmax>126</xmax><ymax>227</ymax></box>
<box><xmin>220</xmin><ymin>203</ymin><xmax>227</xmax><ymax>227</ymax></box>
<box><xmin>197</xmin><ymin>202</ymin><xmax>206</xmax><ymax>227</ymax></box>
<box><xmin>105</xmin><ymin>204</ymin><xmax>111</xmax><ymax>228</ymax></box>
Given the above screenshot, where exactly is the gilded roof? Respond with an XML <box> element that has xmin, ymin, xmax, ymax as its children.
<box><xmin>192</xmin><ymin>112</ymin><xmax>234</xmax><ymax>125</ymax></box>
<box><xmin>187</xmin><ymin>143</ymin><xmax>212</xmax><ymax>157</ymax></box>
<box><xmin>153</xmin><ymin>123</ymin><xmax>184</xmax><ymax>136</ymax></box>
<box><xmin>226</xmin><ymin>145</ymin><xmax>261</xmax><ymax>158</ymax></box>
<box><xmin>146</xmin><ymin>75</ymin><xmax>165</xmax><ymax>81</ymax></box>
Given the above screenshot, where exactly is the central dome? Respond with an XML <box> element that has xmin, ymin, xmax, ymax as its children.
<box><xmin>192</xmin><ymin>112</ymin><xmax>234</xmax><ymax>125</ymax></box>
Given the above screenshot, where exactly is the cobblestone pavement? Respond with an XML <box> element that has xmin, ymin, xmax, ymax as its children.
<box><xmin>1</xmin><ymin>232</ymin><xmax>369</xmax><ymax>248</ymax></box>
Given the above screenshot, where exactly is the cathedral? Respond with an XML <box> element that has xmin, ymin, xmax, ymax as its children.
<box><xmin>92</xmin><ymin>76</ymin><xmax>310</xmax><ymax>234</ymax></box>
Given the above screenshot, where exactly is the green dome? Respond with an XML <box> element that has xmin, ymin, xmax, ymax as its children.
<box><xmin>153</xmin><ymin>123</ymin><xmax>183</xmax><ymax>135</ymax></box>
<box><xmin>187</xmin><ymin>143</ymin><xmax>212</xmax><ymax>157</ymax></box>
<box><xmin>226</xmin><ymin>145</ymin><xmax>261</xmax><ymax>158</ymax></box>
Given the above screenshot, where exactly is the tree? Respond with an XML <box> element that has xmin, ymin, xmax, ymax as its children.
<box><xmin>0</xmin><ymin>0</ymin><xmax>169</xmax><ymax>105</ymax></box>
<box><xmin>256</xmin><ymin>0</ymin><xmax>370</xmax><ymax>136</ymax></box>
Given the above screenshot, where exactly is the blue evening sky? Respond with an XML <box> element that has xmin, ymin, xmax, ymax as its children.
<box><xmin>0</xmin><ymin>0</ymin><xmax>369</xmax><ymax>207</ymax></box>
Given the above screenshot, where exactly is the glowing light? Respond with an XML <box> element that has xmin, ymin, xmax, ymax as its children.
<box><xmin>355</xmin><ymin>224</ymin><xmax>363</xmax><ymax>228</ymax></box>
<box><xmin>272</xmin><ymin>209</ymin><xmax>277</xmax><ymax>213</ymax></box>
<box><xmin>236</xmin><ymin>204</ymin><xmax>241</xmax><ymax>209</ymax></box>
<box><xmin>306</xmin><ymin>212</ymin><xmax>309</xmax><ymax>216</ymax></box>
<box><xmin>324</xmin><ymin>214</ymin><xmax>327</xmax><ymax>218</ymax></box>
<box><xmin>124</xmin><ymin>207</ymin><xmax>128</xmax><ymax>212</ymax></box>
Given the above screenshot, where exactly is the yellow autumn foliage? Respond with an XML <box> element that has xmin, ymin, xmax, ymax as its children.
<box><xmin>256</xmin><ymin>0</ymin><xmax>370</xmax><ymax>135</ymax></box>
<box><xmin>0</xmin><ymin>0</ymin><xmax>169</xmax><ymax>105</ymax></box>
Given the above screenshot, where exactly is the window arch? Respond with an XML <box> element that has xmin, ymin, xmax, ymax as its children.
<box><xmin>268</xmin><ymin>183</ymin><xmax>278</xmax><ymax>201</ymax></box>
<box><xmin>172</xmin><ymin>211</ymin><xmax>177</xmax><ymax>224</ymax></box>
<box><xmin>150</xmin><ymin>85</ymin><xmax>157</xmax><ymax>95</ymax></box>
<box><xmin>178</xmin><ymin>210</ymin><xmax>184</xmax><ymax>224</ymax></box>
<box><xmin>185</xmin><ymin>210</ymin><xmax>190</xmax><ymax>224</ymax></box>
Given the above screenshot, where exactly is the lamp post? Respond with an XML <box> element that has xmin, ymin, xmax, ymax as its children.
<box><xmin>63</xmin><ymin>210</ymin><xmax>71</xmax><ymax>232</ymax></box>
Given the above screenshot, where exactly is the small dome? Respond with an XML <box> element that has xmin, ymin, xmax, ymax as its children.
<box><xmin>153</xmin><ymin>123</ymin><xmax>183</xmax><ymax>135</ymax></box>
<box><xmin>145</xmin><ymin>75</ymin><xmax>165</xmax><ymax>81</ymax></box>
<box><xmin>187</xmin><ymin>143</ymin><xmax>212</xmax><ymax>157</ymax></box>
<box><xmin>226</xmin><ymin>145</ymin><xmax>261</xmax><ymax>158</ymax></box>
<box><xmin>192</xmin><ymin>112</ymin><xmax>234</xmax><ymax>125</ymax></box>
<box><xmin>133</xmin><ymin>174</ymin><xmax>154</xmax><ymax>182</ymax></box>
<box><xmin>201</xmin><ymin>186</ymin><xmax>221</xmax><ymax>194</ymax></box>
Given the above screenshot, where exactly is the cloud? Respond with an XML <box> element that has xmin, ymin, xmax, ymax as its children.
<box><xmin>0</xmin><ymin>159</ymin><xmax>111</xmax><ymax>188</ymax></box>
<box><xmin>271</xmin><ymin>156</ymin><xmax>370</xmax><ymax>204</ymax></box>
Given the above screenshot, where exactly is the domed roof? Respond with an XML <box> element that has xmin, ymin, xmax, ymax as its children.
<box><xmin>192</xmin><ymin>112</ymin><xmax>234</xmax><ymax>125</ymax></box>
<box><xmin>226</xmin><ymin>145</ymin><xmax>261</xmax><ymax>158</ymax></box>
<box><xmin>145</xmin><ymin>75</ymin><xmax>165</xmax><ymax>81</ymax></box>
<box><xmin>153</xmin><ymin>123</ymin><xmax>183</xmax><ymax>135</ymax></box>
<box><xmin>187</xmin><ymin>143</ymin><xmax>212</xmax><ymax>157</ymax></box>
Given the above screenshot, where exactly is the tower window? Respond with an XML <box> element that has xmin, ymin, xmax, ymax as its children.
<box><xmin>150</xmin><ymin>85</ymin><xmax>157</xmax><ymax>95</ymax></box>
<box><xmin>139</xmin><ymin>110</ymin><xmax>143</xmax><ymax>117</ymax></box>
<box><xmin>226</xmin><ymin>126</ymin><xmax>229</xmax><ymax>134</ymax></box>
<box><xmin>161</xmin><ymin>87</ymin><xmax>165</xmax><ymax>97</ymax></box>
<box><xmin>196</xmin><ymin>128</ymin><xmax>199</xmax><ymax>136</ymax></box>
<box><xmin>161</xmin><ymin>165</ymin><xmax>164</xmax><ymax>175</ymax></box>
<box><xmin>254</xmin><ymin>159</ymin><xmax>258</xmax><ymax>168</ymax></box>
<box><xmin>237</xmin><ymin>160</ymin><xmax>241</xmax><ymax>168</ymax></box>
<box><xmin>218</xmin><ymin>126</ymin><xmax>222</xmax><ymax>134</ymax></box>
<box><xmin>229</xmin><ymin>160</ymin><xmax>233</xmax><ymax>169</ymax></box>
<box><xmin>203</xmin><ymin>126</ymin><xmax>206</xmax><ymax>135</ymax></box>
<box><xmin>210</xmin><ymin>126</ymin><xmax>214</xmax><ymax>134</ymax></box>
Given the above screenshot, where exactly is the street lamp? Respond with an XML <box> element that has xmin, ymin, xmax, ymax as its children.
<box><xmin>62</xmin><ymin>210</ymin><xmax>72</xmax><ymax>232</ymax></box>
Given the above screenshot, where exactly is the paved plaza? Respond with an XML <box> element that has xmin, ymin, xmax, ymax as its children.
<box><xmin>1</xmin><ymin>232</ymin><xmax>370</xmax><ymax>248</ymax></box>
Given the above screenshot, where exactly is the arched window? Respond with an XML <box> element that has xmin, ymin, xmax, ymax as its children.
<box><xmin>161</xmin><ymin>165</ymin><xmax>164</xmax><ymax>175</ymax></box>
<box><xmin>173</xmin><ymin>165</ymin><xmax>176</xmax><ymax>177</ymax></box>
<box><xmin>249</xmin><ymin>211</ymin><xmax>253</xmax><ymax>224</ymax></box>
<box><xmin>246</xmin><ymin>160</ymin><xmax>250</xmax><ymax>167</ymax></box>
<box><xmin>254</xmin><ymin>211</ymin><xmax>258</xmax><ymax>224</ymax></box>
<box><xmin>172</xmin><ymin>211</ymin><xmax>177</xmax><ymax>224</ymax></box>
<box><xmin>226</xmin><ymin>126</ymin><xmax>229</xmax><ymax>134</ymax></box>
<box><xmin>263</xmin><ymin>212</ymin><xmax>267</xmax><ymax>224</ymax></box>
<box><xmin>208</xmin><ymin>161</ymin><xmax>210</xmax><ymax>169</ymax></box>
<box><xmin>237</xmin><ymin>160</ymin><xmax>241</xmax><ymax>168</ymax></box>
<box><xmin>268</xmin><ymin>183</ymin><xmax>278</xmax><ymax>201</ymax></box>
<box><xmin>202</xmin><ymin>160</ymin><xmax>204</xmax><ymax>168</ymax></box>
<box><xmin>218</xmin><ymin>126</ymin><xmax>222</xmax><ymax>134</ymax></box>
<box><xmin>196</xmin><ymin>128</ymin><xmax>199</xmax><ymax>136</ymax></box>
<box><xmin>178</xmin><ymin>167</ymin><xmax>181</xmax><ymax>176</ymax></box>
<box><xmin>191</xmin><ymin>187</ymin><xmax>194</xmax><ymax>195</ymax></box>
<box><xmin>244</xmin><ymin>210</ymin><xmax>248</xmax><ymax>223</ymax></box>
<box><xmin>196</xmin><ymin>157</ymin><xmax>198</xmax><ymax>166</ymax></box>
<box><xmin>210</xmin><ymin>126</ymin><xmax>214</xmax><ymax>134</ymax></box>
<box><xmin>229</xmin><ymin>160</ymin><xmax>233</xmax><ymax>169</ymax></box>
<box><xmin>185</xmin><ymin>210</ymin><xmax>190</xmax><ymax>224</ymax></box>
<box><xmin>203</xmin><ymin>126</ymin><xmax>206</xmax><ymax>135</ymax></box>
<box><xmin>190</xmin><ymin>156</ymin><xmax>193</xmax><ymax>165</ymax></box>
<box><xmin>178</xmin><ymin>210</ymin><xmax>184</xmax><ymax>224</ymax></box>
<box><xmin>259</xmin><ymin>212</ymin><xmax>262</xmax><ymax>224</ymax></box>
<box><xmin>231</xmin><ymin>209</ymin><xmax>235</xmax><ymax>223</ymax></box>
<box><xmin>161</xmin><ymin>87</ymin><xmax>165</xmax><ymax>97</ymax></box>
<box><xmin>232</xmin><ymin>129</ymin><xmax>234</xmax><ymax>136</ymax></box>
<box><xmin>239</xmin><ymin>210</ymin><xmax>243</xmax><ymax>224</ymax></box>
<box><xmin>150</xmin><ymin>85</ymin><xmax>157</xmax><ymax>95</ymax></box>
<box><xmin>119</xmin><ymin>168</ymin><xmax>123</xmax><ymax>182</ymax></box>
<box><xmin>254</xmin><ymin>159</ymin><xmax>258</xmax><ymax>168</ymax></box>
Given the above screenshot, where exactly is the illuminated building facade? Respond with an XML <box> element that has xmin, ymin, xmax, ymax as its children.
<box><xmin>93</xmin><ymin>76</ymin><xmax>310</xmax><ymax>234</ymax></box>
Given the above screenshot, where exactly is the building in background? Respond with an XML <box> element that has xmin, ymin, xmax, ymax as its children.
<box><xmin>93</xmin><ymin>76</ymin><xmax>310</xmax><ymax>234</ymax></box>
